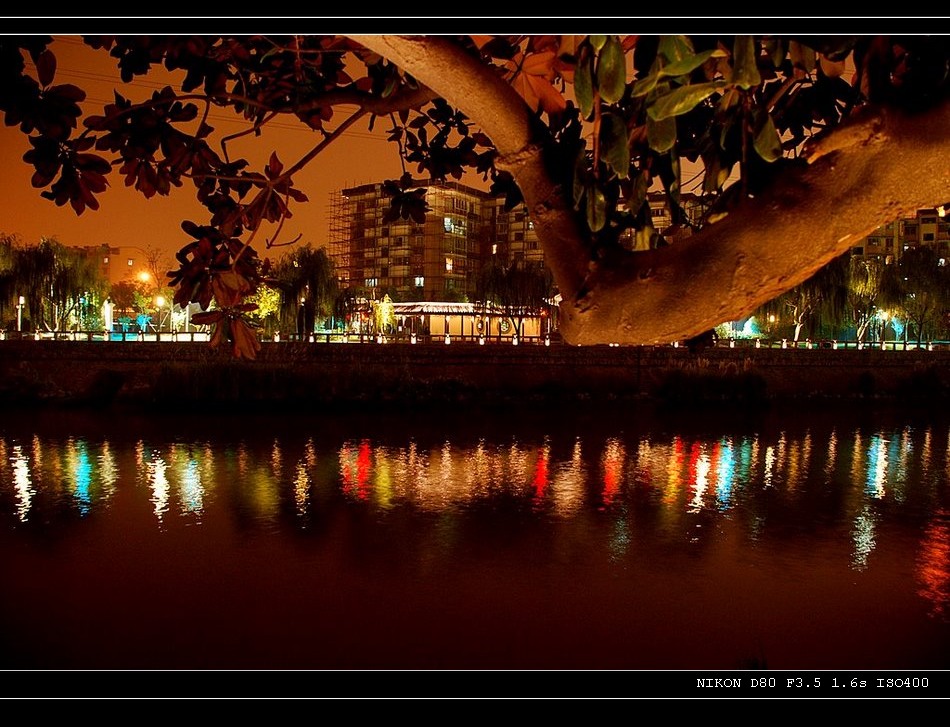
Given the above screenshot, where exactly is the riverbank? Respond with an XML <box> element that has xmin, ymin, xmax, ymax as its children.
<box><xmin>0</xmin><ymin>339</ymin><xmax>947</xmax><ymax>411</ymax></box>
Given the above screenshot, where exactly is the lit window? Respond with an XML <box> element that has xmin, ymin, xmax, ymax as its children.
<box><xmin>127</xmin><ymin>258</ymin><xmax>134</xmax><ymax>266</ymax></box>
<box><xmin>103</xmin><ymin>256</ymin><xmax>110</xmax><ymax>264</ymax></box>
<box><xmin>491</xmin><ymin>244</ymin><xmax>498</xmax><ymax>255</ymax></box>
<box><xmin>365</xmin><ymin>277</ymin><xmax>378</xmax><ymax>288</ymax></box>
<box><xmin>445</xmin><ymin>257</ymin><xmax>453</xmax><ymax>272</ymax></box>
<box><xmin>443</xmin><ymin>217</ymin><xmax>453</xmax><ymax>232</ymax></box>
<box><xmin>414</xmin><ymin>276</ymin><xmax>424</xmax><ymax>287</ymax></box>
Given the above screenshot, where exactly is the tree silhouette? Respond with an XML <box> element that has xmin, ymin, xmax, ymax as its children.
<box><xmin>1</xmin><ymin>31</ymin><xmax>947</xmax><ymax>357</ymax></box>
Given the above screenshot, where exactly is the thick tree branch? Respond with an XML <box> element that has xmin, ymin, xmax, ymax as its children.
<box><xmin>562</xmin><ymin>100</ymin><xmax>950</xmax><ymax>345</ymax></box>
<box><xmin>350</xmin><ymin>36</ymin><xmax>949</xmax><ymax>346</ymax></box>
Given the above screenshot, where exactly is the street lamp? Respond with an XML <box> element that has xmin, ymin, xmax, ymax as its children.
<box><xmin>155</xmin><ymin>295</ymin><xmax>167</xmax><ymax>333</ymax></box>
<box><xmin>17</xmin><ymin>295</ymin><xmax>25</xmax><ymax>332</ymax></box>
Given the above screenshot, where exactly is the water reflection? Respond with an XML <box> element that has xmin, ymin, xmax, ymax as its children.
<box><xmin>1</xmin><ymin>415</ymin><xmax>948</xmax><ymax>623</ymax></box>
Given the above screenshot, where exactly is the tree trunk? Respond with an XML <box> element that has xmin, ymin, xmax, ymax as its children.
<box><xmin>351</xmin><ymin>36</ymin><xmax>950</xmax><ymax>346</ymax></box>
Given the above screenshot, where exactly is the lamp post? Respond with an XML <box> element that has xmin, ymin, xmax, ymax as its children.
<box><xmin>17</xmin><ymin>296</ymin><xmax>25</xmax><ymax>332</ymax></box>
<box><xmin>155</xmin><ymin>295</ymin><xmax>167</xmax><ymax>334</ymax></box>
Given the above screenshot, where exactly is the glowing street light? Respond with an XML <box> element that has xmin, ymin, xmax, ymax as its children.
<box><xmin>155</xmin><ymin>295</ymin><xmax>167</xmax><ymax>332</ymax></box>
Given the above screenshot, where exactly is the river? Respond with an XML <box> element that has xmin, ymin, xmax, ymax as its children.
<box><xmin>1</xmin><ymin>403</ymin><xmax>948</xmax><ymax>678</ymax></box>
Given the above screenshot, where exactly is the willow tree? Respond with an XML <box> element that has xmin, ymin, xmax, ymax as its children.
<box><xmin>2</xmin><ymin>32</ymin><xmax>947</xmax><ymax>357</ymax></box>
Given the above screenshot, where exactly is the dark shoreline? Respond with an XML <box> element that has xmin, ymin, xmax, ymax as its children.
<box><xmin>0</xmin><ymin>339</ymin><xmax>947</xmax><ymax>411</ymax></box>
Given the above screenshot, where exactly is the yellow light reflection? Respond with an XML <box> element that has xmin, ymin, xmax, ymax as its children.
<box><xmin>147</xmin><ymin>450</ymin><xmax>170</xmax><ymax>522</ymax></box>
<box><xmin>689</xmin><ymin>447</ymin><xmax>709</xmax><ymax>513</ymax></box>
<box><xmin>851</xmin><ymin>504</ymin><xmax>877</xmax><ymax>571</ymax></box>
<box><xmin>12</xmin><ymin>444</ymin><xmax>34</xmax><ymax>522</ymax></box>
<box><xmin>294</xmin><ymin>462</ymin><xmax>310</xmax><ymax>516</ymax></box>
<box><xmin>551</xmin><ymin>437</ymin><xmax>585</xmax><ymax>517</ymax></box>
<box><xmin>763</xmin><ymin>445</ymin><xmax>775</xmax><ymax>488</ymax></box>
<box><xmin>601</xmin><ymin>437</ymin><xmax>626</xmax><ymax>507</ymax></box>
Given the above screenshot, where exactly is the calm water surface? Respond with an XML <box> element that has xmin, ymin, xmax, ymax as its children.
<box><xmin>1</xmin><ymin>405</ymin><xmax>948</xmax><ymax>670</ymax></box>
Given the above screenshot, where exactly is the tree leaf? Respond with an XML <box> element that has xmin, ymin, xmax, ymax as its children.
<box><xmin>753</xmin><ymin>112</ymin><xmax>783</xmax><ymax>162</ymax></box>
<box><xmin>586</xmin><ymin>185</ymin><xmax>607</xmax><ymax>232</ymax></box>
<box><xmin>660</xmin><ymin>49</ymin><xmax>726</xmax><ymax>79</ymax></box>
<box><xmin>574</xmin><ymin>49</ymin><xmax>594</xmax><ymax>119</ymax></box>
<box><xmin>731</xmin><ymin>36</ymin><xmax>761</xmax><ymax>90</ymax></box>
<box><xmin>647</xmin><ymin>115</ymin><xmax>677</xmax><ymax>153</ymax></box>
<box><xmin>596</xmin><ymin>36</ymin><xmax>626</xmax><ymax>104</ymax></box>
<box><xmin>36</xmin><ymin>49</ymin><xmax>56</xmax><ymax>87</ymax></box>
<box><xmin>648</xmin><ymin>81</ymin><xmax>726</xmax><ymax>121</ymax></box>
<box><xmin>599</xmin><ymin>112</ymin><xmax>629</xmax><ymax>179</ymax></box>
<box><xmin>589</xmin><ymin>35</ymin><xmax>607</xmax><ymax>52</ymax></box>
<box><xmin>658</xmin><ymin>35</ymin><xmax>694</xmax><ymax>64</ymax></box>
<box><xmin>789</xmin><ymin>41</ymin><xmax>816</xmax><ymax>73</ymax></box>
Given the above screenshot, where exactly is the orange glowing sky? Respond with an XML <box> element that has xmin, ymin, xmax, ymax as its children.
<box><xmin>0</xmin><ymin>35</ymin><xmax>416</xmax><ymax>262</ymax></box>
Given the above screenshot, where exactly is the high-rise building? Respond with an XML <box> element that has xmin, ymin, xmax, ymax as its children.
<box><xmin>327</xmin><ymin>178</ymin><xmax>710</xmax><ymax>301</ymax></box>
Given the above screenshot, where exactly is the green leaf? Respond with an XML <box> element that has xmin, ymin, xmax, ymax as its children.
<box><xmin>753</xmin><ymin>113</ymin><xmax>783</xmax><ymax>162</ymax></box>
<box><xmin>660</xmin><ymin>48</ymin><xmax>725</xmax><ymax>79</ymax></box>
<box><xmin>589</xmin><ymin>35</ymin><xmax>607</xmax><ymax>52</ymax></box>
<box><xmin>586</xmin><ymin>185</ymin><xmax>607</xmax><ymax>232</ymax></box>
<box><xmin>647</xmin><ymin>115</ymin><xmax>676</xmax><ymax>153</ymax></box>
<box><xmin>631</xmin><ymin>49</ymin><xmax>726</xmax><ymax>98</ymax></box>
<box><xmin>731</xmin><ymin>36</ymin><xmax>761</xmax><ymax>90</ymax></box>
<box><xmin>648</xmin><ymin>81</ymin><xmax>726</xmax><ymax>121</ymax></box>
<box><xmin>574</xmin><ymin>50</ymin><xmax>594</xmax><ymax>119</ymax></box>
<box><xmin>599</xmin><ymin>112</ymin><xmax>629</xmax><ymax>179</ymax></box>
<box><xmin>658</xmin><ymin>35</ymin><xmax>694</xmax><ymax>64</ymax></box>
<box><xmin>596</xmin><ymin>36</ymin><xmax>626</xmax><ymax>104</ymax></box>
<box><xmin>628</xmin><ymin>171</ymin><xmax>649</xmax><ymax>213</ymax></box>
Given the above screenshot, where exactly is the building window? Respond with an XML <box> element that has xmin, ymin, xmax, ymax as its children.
<box><xmin>922</xmin><ymin>217</ymin><xmax>937</xmax><ymax>224</ymax></box>
<box><xmin>414</xmin><ymin>276</ymin><xmax>424</xmax><ymax>287</ymax></box>
<box><xmin>443</xmin><ymin>217</ymin><xmax>453</xmax><ymax>232</ymax></box>
<box><xmin>514</xmin><ymin>232</ymin><xmax>524</xmax><ymax>241</ymax></box>
<box><xmin>923</xmin><ymin>233</ymin><xmax>935</xmax><ymax>242</ymax></box>
<box><xmin>127</xmin><ymin>258</ymin><xmax>134</xmax><ymax>266</ymax></box>
<box><xmin>445</xmin><ymin>257</ymin><xmax>453</xmax><ymax>272</ymax></box>
<box><xmin>380</xmin><ymin>247</ymin><xmax>389</xmax><ymax>258</ymax></box>
<box><xmin>491</xmin><ymin>244</ymin><xmax>498</xmax><ymax>255</ymax></box>
<box><xmin>365</xmin><ymin>277</ymin><xmax>378</xmax><ymax>288</ymax></box>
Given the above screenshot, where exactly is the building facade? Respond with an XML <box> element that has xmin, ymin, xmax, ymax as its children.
<box><xmin>851</xmin><ymin>207</ymin><xmax>950</xmax><ymax>262</ymax></box>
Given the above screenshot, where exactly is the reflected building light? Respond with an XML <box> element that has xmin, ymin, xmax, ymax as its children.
<box><xmin>356</xmin><ymin>441</ymin><xmax>372</xmax><ymax>501</ymax></box>
<box><xmin>916</xmin><ymin>511</ymin><xmax>950</xmax><ymax>619</ymax></box>
<box><xmin>716</xmin><ymin>438</ymin><xmax>735</xmax><ymax>509</ymax></box>
<box><xmin>179</xmin><ymin>457</ymin><xmax>204</xmax><ymax>517</ymax></box>
<box><xmin>294</xmin><ymin>461</ymin><xmax>310</xmax><ymax>517</ymax></box>
<box><xmin>891</xmin><ymin>427</ymin><xmax>912</xmax><ymax>502</ymax></box>
<box><xmin>148</xmin><ymin>451</ymin><xmax>170</xmax><ymax>522</ymax></box>
<box><xmin>920</xmin><ymin>427</ymin><xmax>932</xmax><ymax>480</ymax></box>
<box><xmin>67</xmin><ymin>438</ymin><xmax>93</xmax><ymax>516</ymax></box>
<box><xmin>866</xmin><ymin>435</ymin><xmax>888</xmax><ymax>499</ymax></box>
<box><xmin>763</xmin><ymin>445</ymin><xmax>775</xmax><ymax>488</ymax></box>
<box><xmin>851</xmin><ymin>505</ymin><xmax>877</xmax><ymax>571</ymax></box>
<box><xmin>31</xmin><ymin>435</ymin><xmax>45</xmax><ymax>489</ymax></box>
<box><xmin>665</xmin><ymin>436</ymin><xmax>685</xmax><ymax>505</ymax></box>
<box><xmin>238</xmin><ymin>443</ymin><xmax>249</xmax><ymax>478</ymax></box>
<box><xmin>271</xmin><ymin>439</ymin><xmax>283</xmax><ymax>479</ymax></box>
<box><xmin>825</xmin><ymin>430</ymin><xmax>838</xmax><ymax>481</ymax></box>
<box><xmin>776</xmin><ymin>431</ymin><xmax>787</xmax><ymax>485</ymax></box>
<box><xmin>373</xmin><ymin>449</ymin><xmax>394</xmax><ymax>510</ymax></box>
<box><xmin>601</xmin><ymin>438</ymin><xmax>625</xmax><ymax>507</ymax></box>
<box><xmin>552</xmin><ymin>437</ymin><xmax>585</xmax><ymax>517</ymax></box>
<box><xmin>508</xmin><ymin>441</ymin><xmax>529</xmax><ymax>492</ymax></box>
<box><xmin>11</xmin><ymin>444</ymin><xmax>35</xmax><ymax>523</ymax></box>
<box><xmin>689</xmin><ymin>448</ymin><xmax>710</xmax><ymax>513</ymax></box>
<box><xmin>850</xmin><ymin>432</ymin><xmax>864</xmax><ymax>493</ymax></box>
<box><xmin>531</xmin><ymin>440</ymin><xmax>551</xmax><ymax>509</ymax></box>
<box><xmin>305</xmin><ymin>438</ymin><xmax>317</xmax><ymax>470</ymax></box>
<box><xmin>98</xmin><ymin>440</ymin><xmax>118</xmax><ymax>498</ymax></box>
